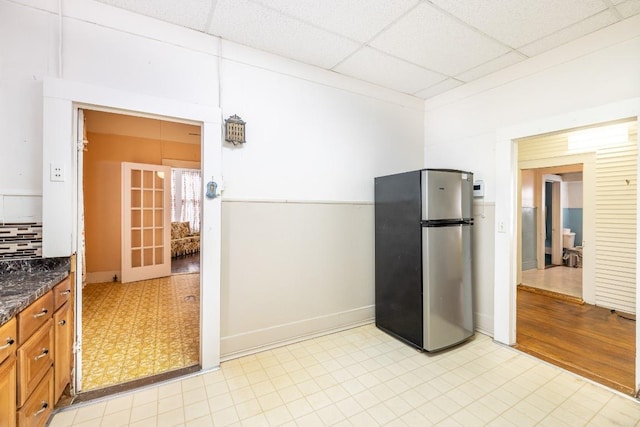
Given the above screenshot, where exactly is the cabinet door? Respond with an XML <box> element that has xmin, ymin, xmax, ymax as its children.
<box><xmin>0</xmin><ymin>355</ymin><xmax>17</xmax><ymax>427</ymax></box>
<box><xmin>17</xmin><ymin>319</ymin><xmax>53</xmax><ymax>407</ymax></box>
<box><xmin>54</xmin><ymin>303</ymin><xmax>72</xmax><ymax>402</ymax></box>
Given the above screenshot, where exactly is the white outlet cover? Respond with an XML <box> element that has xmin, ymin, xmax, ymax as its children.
<box><xmin>50</xmin><ymin>163</ymin><xmax>64</xmax><ymax>182</ymax></box>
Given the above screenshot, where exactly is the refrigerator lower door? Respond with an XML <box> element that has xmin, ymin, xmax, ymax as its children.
<box><xmin>422</xmin><ymin>224</ymin><xmax>474</xmax><ymax>351</ymax></box>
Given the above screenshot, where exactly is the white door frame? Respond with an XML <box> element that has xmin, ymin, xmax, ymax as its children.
<box><xmin>494</xmin><ymin>97</ymin><xmax>640</xmax><ymax>393</ymax></box>
<box><xmin>42</xmin><ymin>78</ymin><xmax>222</xmax><ymax>392</ymax></box>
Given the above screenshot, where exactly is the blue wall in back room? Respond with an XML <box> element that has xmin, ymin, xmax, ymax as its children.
<box><xmin>521</xmin><ymin>207</ymin><xmax>537</xmax><ymax>270</ymax></box>
<box><xmin>563</xmin><ymin>208</ymin><xmax>583</xmax><ymax>246</ymax></box>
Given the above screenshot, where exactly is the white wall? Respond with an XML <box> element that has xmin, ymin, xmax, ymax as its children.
<box><xmin>1</xmin><ymin>0</ymin><xmax>424</xmax><ymax>359</ymax></box>
<box><xmin>0</xmin><ymin>0</ymin><xmax>54</xmax><ymax>223</ymax></box>
<box><xmin>217</xmin><ymin>40</ymin><xmax>423</xmax><ymax>356</ymax></box>
<box><xmin>424</xmin><ymin>15</ymin><xmax>640</xmax><ymax>337</ymax></box>
<box><xmin>472</xmin><ymin>202</ymin><xmax>495</xmax><ymax>335</ymax></box>
<box><xmin>0</xmin><ymin>0</ymin><xmax>219</xmax><ymax>223</ymax></box>
<box><xmin>220</xmin><ymin>42</ymin><xmax>423</xmax><ymax>202</ymax></box>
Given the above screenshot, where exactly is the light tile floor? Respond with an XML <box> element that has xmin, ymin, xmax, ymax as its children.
<box><xmin>50</xmin><ymin>324</ymin><xmax>640</xmax><ymax>426</ymax></box>
<box><xmin>521</xmin><ymin>266</ymin><xmax>582</xmax><ymax>298</ymax></box>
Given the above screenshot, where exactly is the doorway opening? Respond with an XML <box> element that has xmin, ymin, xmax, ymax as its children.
<box><xmin>520</xmin><ymin>166</ymin><xmax>583</xmax><ymax>300</ymax></box>
<box><xmin>80</xmin><ymin>110</ymin><xmax>202</xmax><ymax>392</ymax></box>
<box><xmin>515</xmin><ymin>119</ymin><xmax>637</xmax><ymax>395</ymax></box>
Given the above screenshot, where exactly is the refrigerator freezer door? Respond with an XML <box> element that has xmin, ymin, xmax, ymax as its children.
<box><xmin>422</xmin><ymin>224</ymin><xmax>474</xmax><ymax>351</ymax></box>
<box><xmin>421</xmin><ymin>170</ymin><xmax>473</xmax><ymax>221</ymax></box>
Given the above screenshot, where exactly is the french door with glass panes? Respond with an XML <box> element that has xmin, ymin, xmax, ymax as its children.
<box><xmin>121</xmin><ymin>162</ymin><xmax>171</xmax><ymax>283</ymax></box>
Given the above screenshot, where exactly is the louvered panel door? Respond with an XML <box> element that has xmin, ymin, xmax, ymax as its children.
<box><xmin>121</xmin><ymin>162</ymin><xmax>171</xmax><ymax>283</ymax></box>
<box><xmin>594</xmin><ymin>126</ymin><xmax>637</xmax><ymax>313</ymax></box>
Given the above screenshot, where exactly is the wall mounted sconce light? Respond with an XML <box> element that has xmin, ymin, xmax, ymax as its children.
<box><xmin>225</xmin><ymin>114</ymin><xmax>246</xmax><ymax>146</ymax></box>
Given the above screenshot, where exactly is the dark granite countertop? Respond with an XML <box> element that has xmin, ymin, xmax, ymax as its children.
<box><xmin>0</xmin><ymin>257</ymin><xmax>71</xmax><ymax>327</ymax></box>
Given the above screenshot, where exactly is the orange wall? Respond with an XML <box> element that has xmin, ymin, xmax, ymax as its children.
<box><xmin>521</xmin><ymin>169</ymin><xmax>535</xmax><ymax>209</ymax></box>
<box><xmin>84</xmin><ymin>132</ymin><xmax>200</xmax><ymax>275</ymax></box>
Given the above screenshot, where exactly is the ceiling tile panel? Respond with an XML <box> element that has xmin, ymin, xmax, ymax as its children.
<box><xmin>616</xmin><ymin>0</ymin><xmax>640</xmax><ymax>18</ymax></box>
<box><xmin>86</xmin><ymin>0</ymin><xmax>640</xmax><ymax>99</ymax></box>
<box><xmin>430</xmin><ymin>0</ymin><xmax>608</xmax><ymax>48</ymax></box>
<box><xmin>94</xmin><ymin>0</ymin><xmax>215</xmax><ymax>31</ymax></box>
<box><xmin>414</xmin><ymin>78</ymin><xmax>463</xmax><ymax>99</ymax></box>
<box><xmin>455</xmin><ymin>51</ymin><xmax>526</xmax><ymax>82</ymax></box>
<box><xmin>9</xmin><ymin>0</ymin><xmax>58</xmax><ymax>12</ymax></box>
<box><xmin>334</xmin><ymin>47</ymin><xmax>446</xmax><ymax>94</ymax></box>
<box><xmin>209</xmin><ymin>0</ymin><xmax>359</xmax><ymax>69</ymax></box>
<box><xmin>518</xmin><ymin>10</ymin><xmax>618</xmax><ymax>57</ymax></box>
<box><xmin>370</xmin><ymin>3</ymin><xmax>510</xmax><ymax>76</ymax></box>
<box><xmin>249</xmin><ymin>0</ymin><xmax>419</xmax><ymax>42</ymax></box>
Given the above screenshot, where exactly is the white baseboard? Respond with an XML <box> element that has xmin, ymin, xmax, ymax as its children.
<box><xmin>86</xmin><ymin>270</ymin><xmax>121</xmax><ymax>284</ymax></box>
<box><xmin>474</xmin><ymin>312</ymin><xmax>494</xmax><ymax>337</ymax></box>
<box><xmin>221</xmin><ymin>305</ymin><xmax>375</xmax><ymax>361</ymax></box>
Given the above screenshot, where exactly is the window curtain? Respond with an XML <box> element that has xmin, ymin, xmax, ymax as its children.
<box><xmin>178</xmin><ymin>169</ymin><xmax>201</xmax><ymax>233</ymax></box>
<box><xmin>171</xmin><ymin>170</ymin><xmax>177</xmax><ymax>225</ymax></box>
<box><xmin>171</xmin><ymin>169</ymin><xmax>201</xmax><ymax>233</ymax></box>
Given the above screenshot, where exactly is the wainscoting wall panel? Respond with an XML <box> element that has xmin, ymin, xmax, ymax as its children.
<box><xmin>220</xmin><ymin>200</ymin><xmax>375</xmax><ymax>359</ymax></box>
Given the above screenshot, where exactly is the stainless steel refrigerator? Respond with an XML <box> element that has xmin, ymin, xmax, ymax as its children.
<box><xmin>374</xmin><ymin>169</ymin><xmax>474</xmax><ymax>352</ymax></box>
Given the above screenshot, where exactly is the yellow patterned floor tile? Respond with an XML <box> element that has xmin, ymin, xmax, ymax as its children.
<box><xmin>82</xmin><ymin>274</ymin><xmax>200</xmax><ymax>391</ymax></box>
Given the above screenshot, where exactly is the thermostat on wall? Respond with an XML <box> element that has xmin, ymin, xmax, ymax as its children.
<box><xmin>473</xmin><ymin>180</ymin><xmax>484</xmax><ymax>198</ymax></box>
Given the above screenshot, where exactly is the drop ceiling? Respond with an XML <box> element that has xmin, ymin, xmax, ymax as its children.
<box><xmin>93</xmin><ymin>0</ymin><xmax>640</xmax><ymax>99</ymax></box>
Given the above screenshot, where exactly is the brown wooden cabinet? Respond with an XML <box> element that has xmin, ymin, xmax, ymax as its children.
<box><xmin>16</xmin><ymin>368</ymin><xmax>52</xmax><ymax>427</ymax></box>
<box><xmin>2</xmin><ymin>276</ymin><xmax>74</xmax><ymax>427</ymax></box>
<box><xmin>0</xmin><ymin>355</ymin><xmax>17</xmax><ymax>427</ymax></box>
<box><xmin>53</xmin><ymin>297</ymin><xmax>72</xmax><ymax>402</ymax></box>
<box><xmin>16</xmin><ymin>293</ymin><xmax>54</xmax><ymax>427</ymax></box>
<box><xmin>17</xmin><ymin>294</ymin><xmax>53</xmax><ymax>347</ymax></box>
<box><xmin>0</xmin><ymin>318</ymin><xmax>17</xmax><ymax>365</ymax></box>
<box><xmin>16</xmin><ymin>319</ymin><xmax>53</xmax><ymax>408</ymax></box>
<box><xmin>0</xmin><ymin>317</ymin><xmax>17</xmax><ymax>427</ymax></box>
<box><xmin>52</xmin><ymin>278</ymin><xmax>71</xmax><ymax>312</ymax></box>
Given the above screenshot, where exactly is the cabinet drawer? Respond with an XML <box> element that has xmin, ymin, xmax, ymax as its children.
<box><xmin>18</xmin><ymin>293</ymin><xmax>53</xmax><ymax>346</ymax></box>
<box><xmin>0</xmin><ymin>317</ymin><xmax>17</xmax><ymax>365</ymax></box>
<box><xmin>17</xmin><ymin>319</ymin><xmax>53</xmax><ymax>408</ymax></box>
<box><xmin>17</xmin><ymin>367</ymin><xmax>53</xmax><ymax>427</ymax></box>
<box><xmin>53</xmin><ymin>278</ymin><xmax>72</xmax><ymax>312</ymax></box>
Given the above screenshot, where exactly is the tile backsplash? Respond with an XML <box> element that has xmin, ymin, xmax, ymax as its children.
<box><xmin>0</xmin><ymin>223</ymin><xmax>42</xmax><ymax>260</ymax></box>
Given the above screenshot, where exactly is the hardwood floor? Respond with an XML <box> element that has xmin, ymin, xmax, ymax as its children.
<box><xmin>516</xmin><ymin>287</ymin><xmax>636</xmax><ymax>395</ymax></box>
<box><xmin>171</xmin><ymin>252</ymin><xmax>200</xmax><ymax>274</ymax></box>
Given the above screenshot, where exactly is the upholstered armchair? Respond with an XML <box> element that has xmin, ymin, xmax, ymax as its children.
<box><xmin>170</xmin><ymin>221</ymin><xmax>200</xmax><ymax>257</ymax></box>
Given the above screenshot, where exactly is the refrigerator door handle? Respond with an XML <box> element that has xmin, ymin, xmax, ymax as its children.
<box><xmin>421</xmin><ymin>219</ymin><xmax>473</xmax><ymax>227</ymax></box>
